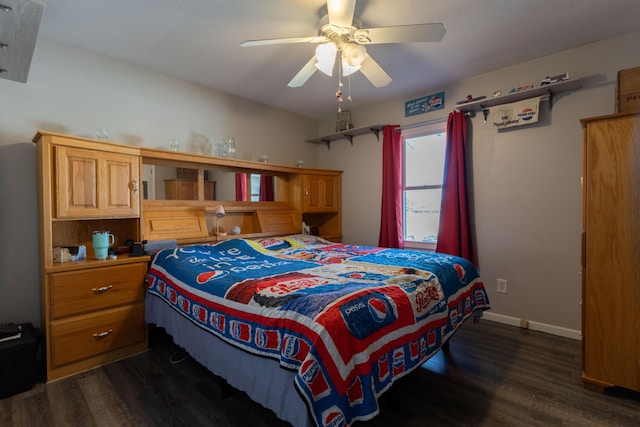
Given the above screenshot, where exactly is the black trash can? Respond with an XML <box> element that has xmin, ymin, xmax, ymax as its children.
<box><xmin>0</xmin><ymin>323</ymin><xmax>41</xmax><ymax>399</ymax></box>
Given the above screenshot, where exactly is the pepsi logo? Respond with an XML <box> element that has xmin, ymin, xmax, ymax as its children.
<box><xmin>196</xmin><ymin>269</ymin><xmax>228</xmax><ymax>284</ymax></box>
<box><xmin>323</xmin><ymin>409</ymin><xmax>345</xmax><ymax>427</ymax></box>
<box><xmin>283</xmin><ymin>335</ymin><xmax>298</xmax><ymax>358</ymax></box>
<box><xmin>301</xmin><ymin>359</ymin><xmax>320</xmax><ymax>383</ymax></box>
<box><xmin>518</xmin><ymin>107</ymin><xmax>535</xmax><ymax>121</ymax></box>
<box><xmin>368</xmin><ymin>298</ymin><xmax>389</xmax><ymax>323</ymax></box>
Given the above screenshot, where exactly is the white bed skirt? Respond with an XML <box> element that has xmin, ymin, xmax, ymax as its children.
<box><xmin>145</xmin><ymin>293</ymin><xmax>313</xmax><ymax>427</ymax></box>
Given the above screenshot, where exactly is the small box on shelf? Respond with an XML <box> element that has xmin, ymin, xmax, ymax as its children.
<box><xmin>617</xmin><ymin>67</ymin><xmax>640</xmax><ymax>113</ymax></box>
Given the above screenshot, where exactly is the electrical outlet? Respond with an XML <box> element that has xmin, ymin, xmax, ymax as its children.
<box><xmin>497</xmin><ymin>278</ymin><xmax>508</xmax><ymax>293</ymax></box>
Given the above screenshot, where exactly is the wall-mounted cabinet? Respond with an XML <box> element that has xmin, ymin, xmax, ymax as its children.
<box><xmin>291</xmin><ymin>170</ymin><xmax>342</xmax><ymax>241</ymax></box>
<box><xmin>55</xmin><ymin>145</ymin><xmax>140</xmax><ymax>218</ymax></box>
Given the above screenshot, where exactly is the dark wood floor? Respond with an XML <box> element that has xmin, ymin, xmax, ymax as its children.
<box><xmin>1</xmin><ymin>319</ymin><xmax>639</xmax><ymax>426</ymax></box>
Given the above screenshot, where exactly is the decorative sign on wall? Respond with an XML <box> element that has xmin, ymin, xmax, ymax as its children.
<box><xmin>405</xmin><ymin>91</ymin><xmax>445</xmax><ymax>117</ymax></box>
<box><xmin>491</xmin><ymin>96</ymin><xmax>542</xmax><ymax>129</ymax></box>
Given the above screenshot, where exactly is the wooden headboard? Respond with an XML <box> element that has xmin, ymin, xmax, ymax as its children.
<box><xmin>139</xmin><ymin>145</ymin><xmax>341</xmax><ymax>244</ymax></box>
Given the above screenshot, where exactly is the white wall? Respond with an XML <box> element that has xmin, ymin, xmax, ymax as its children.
<box><xmin>0</xmin><ymin>39</ymin><xmax>319</xmax><ymax>327</ymax></box>
<box><xmin>318</xmin><ymin>31</ymin><xmax>640</xmax><ymax>335</ymax></box>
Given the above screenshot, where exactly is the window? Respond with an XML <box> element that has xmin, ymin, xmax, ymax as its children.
<box><xmin>250</xmin><ymin>174</ymin><xmax>261</xmax><ymax>201</ymax></box>
<box><xmin>402</xmin><ymin>120</ymin><xmax>447</xmax><ymax>250</ymax></box>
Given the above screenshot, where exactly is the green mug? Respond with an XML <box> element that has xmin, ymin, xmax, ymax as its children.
<box><xmin>92</xmin><ymin>231</ymin><xmax>115</xmax><ymax>260</ymax></box>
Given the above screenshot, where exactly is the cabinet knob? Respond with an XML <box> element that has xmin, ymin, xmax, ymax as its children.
<box><xmin>305</xmin><ymin>188</ymin><xmax>309</xmax><ymax>197</ymax></box>
<box><xmin>91</xmin><ymin>285</ymin><xmax>113</xmax><ymax>294</ymax></box>
<box><xmin>131</xmin><ymin>179</ymin><xmax>139</xmax><ymax>194</ymax></box>
<box><xmin>92</xmin><ymin>329</ymin><xmax>113</xmax><ymax>339</ymax></box>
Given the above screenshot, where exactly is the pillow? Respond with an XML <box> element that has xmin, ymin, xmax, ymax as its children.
<box><xmin>252</xmin><ymin>237</ymin><xmax>293</xmax><ymax>251</ymax></box>
<box><xmin>282</xmin><ymin>234</ymin><xmax>333</xmax><ymax>248</ymax></box>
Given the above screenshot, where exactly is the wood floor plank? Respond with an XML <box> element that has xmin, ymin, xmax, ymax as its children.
<box><xmin>76</xmin><ymin>368</ymin><xmax>140</xmax><ymax>427</ymax></box>
<box><xmin>45</xmin><ymin>376</ymin><xmax>96</xmax><ymax>427</ymax></box>
<box><xmin>4</xmin><ymin>384</ymin><xmax>52</xmax><ymax>426</ymax></box>
<box><xmin>2</xmin><ymin>319</ymin><xmax>639</xmax><ymax>426</ymax></box>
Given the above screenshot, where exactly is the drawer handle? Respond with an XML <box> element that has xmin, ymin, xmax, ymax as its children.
<box><xmin>92</xmin><ymin>329</ymin><xmax>113</xmax><ymax>339</ymax></box>
<box><xmin>91</xmin><ymin>285</ymin><xmax>113</xmax><ymax>294</ymax></box>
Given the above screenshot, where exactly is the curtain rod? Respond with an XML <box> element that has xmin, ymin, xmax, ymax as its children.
<box><xmin>394</xmin><ymin>117</ymin><xmax>448</xmax><ymax>132</ymax></box>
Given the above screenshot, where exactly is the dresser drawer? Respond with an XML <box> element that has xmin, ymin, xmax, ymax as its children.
<box><xmin>50</xmin><ymin>262</ymin><xmax>147</xmax><ymax>319</ymax></box>
<box><xmin>51</xmin><ymin>303</ymin><xmax>146</xmax><ymax>368</ymax></box>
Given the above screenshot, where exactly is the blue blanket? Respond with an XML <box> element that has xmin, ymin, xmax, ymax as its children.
<box><xmin>147</xmin><ymin>236</ymin><xmax>490</xmax><ymax>427</ymax></box>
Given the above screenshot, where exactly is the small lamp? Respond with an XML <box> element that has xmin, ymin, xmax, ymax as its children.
<box><xmin>214</xmin><ymin>205</ymin><xmax>225</xmax><ymax>241</ymax></box>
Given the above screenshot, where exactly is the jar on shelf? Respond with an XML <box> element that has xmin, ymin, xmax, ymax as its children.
<box><xmin>220</xmin><ymin>138</ymin><xmax>229</xmax><ymax>157</ymax></box>
<box><xmin>226</xmin><ymin>137</ymin><xmax>236</xmax><ymax>159</ymax></box>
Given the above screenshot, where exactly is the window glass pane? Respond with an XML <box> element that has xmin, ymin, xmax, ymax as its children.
<box><xmin>403</xmin><ymin>188</ymin><xmax>442</xmax><ymax>243</ymax></box>
<box><xmin>405</xmin><ymin>133</ymin><xmax>446</xmax><ymax>187</ymax></box>
<box><xmin>250</xmin><ymin>174</ymin><xmax>260</xmax><ymax>202</ymax></box>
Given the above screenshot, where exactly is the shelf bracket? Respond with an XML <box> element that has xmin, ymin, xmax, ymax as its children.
<box><xmin>320</xmin><ymin>138</ymin><xmax>331</xmax><ymax>150</ymax></box>
<box><xmin>482</xmin><ymin>108</ymin><xmax>489</xmax><ymax>123</ymax></box>
<box><xmin>370</xmin><ymin>127</ymin><xmax>382</xmax><ymax>141</ymax></box>
<box><xmin>544</xmin><ymin>91</ymin><xmax>553</xmax><ymax>111</ymax></box>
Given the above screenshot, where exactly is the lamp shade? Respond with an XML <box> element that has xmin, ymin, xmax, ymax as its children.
<box><xmin>341</xmin><ymin>57</ymin><xmax>361</xmax><ymax>76</ymax></box>
<box><xmin>214</xmin><ymin>205</ymin><xmax>225</xmax><ymax>218</ymax></box>
<box><xmin>315</xmin><ymin>42</ymin><xmax>337</xmax><ymax>76</ymax></box>
<box><xmin>343</xmin><ymin>43</ymin><xmax>366</xmax><ymax>67</ymax></box>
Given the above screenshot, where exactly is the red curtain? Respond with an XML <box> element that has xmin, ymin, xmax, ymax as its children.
<box><xmin>259</xmin><ymin>175</ymin><xmax>274</xmax><ymax>201</ymax></box>
<box><xmin>235</xmin><ymin>173</ymin><xmax>247</xmax><ymax>201</ymax></box>
<box><xmin>378</xmin><ymin>125</ymin><xmax>403</xmax><ymax>249</ymax></box>
<box><xmin>436</xmin><ymin>111</ymin><xmax>476</xmax><ymax>265</ymax></box>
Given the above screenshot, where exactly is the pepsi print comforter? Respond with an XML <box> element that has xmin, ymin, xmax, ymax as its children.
<box><xmin>146</xmin><ymin>235</ymin><xmax>490</xmax><ymax>427</ymax></box>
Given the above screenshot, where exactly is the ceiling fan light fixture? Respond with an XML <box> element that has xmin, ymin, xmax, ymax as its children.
<box><xmin>343</xmin><ymin>43</ymin><xmax>366</xmax><ymax>67</ymax></box>
<box><xmin>341</xmin><ymin>58</ymin><xmax>361</xmax><ymax>76</ymax></box>
<box><xmin>315</xmin><ymin>42</ymin><xmax>337</xmax><ymax>76</ymax></box>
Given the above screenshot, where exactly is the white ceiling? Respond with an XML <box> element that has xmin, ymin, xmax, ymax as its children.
<box><xmin>37</xmin><ymin>0</ymin><xmax>640</xmax><ymax>120</ymax></box>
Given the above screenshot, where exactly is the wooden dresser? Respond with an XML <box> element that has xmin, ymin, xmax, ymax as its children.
<box><xmin>581</xmin><ymin>112</ymin><xmax>640</xmax><ymax>392</ymax></box>
<box><xmin>34</xmin><ymin>131</ymin><xmax>149</xmax><ymax>381</ymax></box>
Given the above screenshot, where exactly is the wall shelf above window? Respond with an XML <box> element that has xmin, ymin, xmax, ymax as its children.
<box><xmin>455</xmin><ymin>78</ymin><xmax>583</xmax><ymax>119</ymax></box>
<box><xmin>306</xmin><ymin>124</ymin><xmax>385</xmax><ymax>149</ymax></box>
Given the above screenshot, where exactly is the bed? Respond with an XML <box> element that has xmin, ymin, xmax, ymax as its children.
<box><xmin>145</xmin><ymin>234</ymin><xmax>490</xmax><ymax>427</ymax></box>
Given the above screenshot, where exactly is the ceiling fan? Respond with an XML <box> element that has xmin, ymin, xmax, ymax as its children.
<box><xmin>240</xmin><ymin>0</ymin><xmax>445</xmax><ymax>88</ymax></box>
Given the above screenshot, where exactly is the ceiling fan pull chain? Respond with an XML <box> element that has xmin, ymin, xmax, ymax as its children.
<box><xmin>336</xmin><ymin>58</ymin><xmax>344</xmax><ymax>112</ymax></box>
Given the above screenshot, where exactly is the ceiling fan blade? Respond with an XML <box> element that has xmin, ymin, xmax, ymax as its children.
<box><xmin>288</xmin><ymin>56</ymin><xmax>319</xmax><ymax>87</ymax></box>
<box><xmin>359</xmin><ymin>54</ymin><xmax>392</xmax><ymax>87</ymax></box>
<box><xmin>354</xmin><ymin>23</ymin><xmax>445</xmax><ymax>44</ymax></box>
<box><xmin>241</xmin><ymin>35</ymin><xmax>328</xmax><ymax>47</ymax></box>
<box><xmin>327</xmin><ymin>0</ymin><xmax>356</xmax><ymax>28</ymax></box>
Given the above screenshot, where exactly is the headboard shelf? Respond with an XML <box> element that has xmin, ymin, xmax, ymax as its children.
<box><xmin>142</xmin><ymin>202</ymin><xmax>300</xmax><ymax>243</ymax></box>
<box><xmin>141</xmin><ymin>144</ymin><xmax>341</xmax><ymax>243</ymax></box>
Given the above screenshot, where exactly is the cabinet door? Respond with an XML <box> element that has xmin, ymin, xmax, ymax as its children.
<box><xmin>304</xmin><ymin>174</ymin><xmax>339</xmax><ymax>212</ymax></box>
<box><xmin>56</xmin><ymin>146</ymin><xmax>140</xmax><ymax>218</ymax></box>
<box><xmin>583</xmin><ymin>115</ymin><xmax>640</xmax><ymax>391</ymax></box>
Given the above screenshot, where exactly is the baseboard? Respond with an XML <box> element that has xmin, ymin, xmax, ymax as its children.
<box><xmin>481</xmin><ymin>312</ymin><xmax>582</xmax><ymax>341</ymax></box>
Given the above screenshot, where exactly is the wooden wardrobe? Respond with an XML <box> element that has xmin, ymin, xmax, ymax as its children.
<box><xmin>581</xmin><ymin>112</ymin><xmax>640</xmax><ymax>392</ymax></box>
